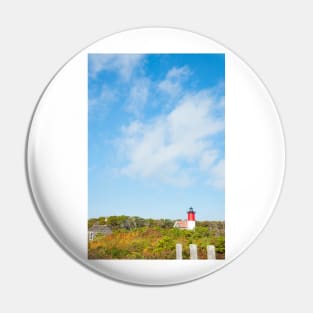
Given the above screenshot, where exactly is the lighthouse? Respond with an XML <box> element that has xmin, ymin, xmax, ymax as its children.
<box><xmin>187</xmin><ymin>207</ymin><xmax>196</xmax><ymax>230</ymax></box>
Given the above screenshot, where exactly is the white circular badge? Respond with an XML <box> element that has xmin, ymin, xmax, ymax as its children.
<box><xmin>27</xmin><ymin>27</ymin><xmax>285</xmax><ymax>285</ymax></box>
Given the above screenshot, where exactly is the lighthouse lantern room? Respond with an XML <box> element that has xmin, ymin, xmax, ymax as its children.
<box><xmin>187</xmin><ymin>207</ymin><xmax>196</xmax><ymax>230</ymax></box>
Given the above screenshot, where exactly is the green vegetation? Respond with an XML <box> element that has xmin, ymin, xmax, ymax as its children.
<box><xmin>88</xmin><ymin>216</ymin><xmax>225</xmax><ymax>260</ymax></box>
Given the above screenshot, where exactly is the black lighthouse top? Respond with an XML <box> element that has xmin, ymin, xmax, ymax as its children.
<box><xmin>187</xmin><ymin>207</ymin><xmax>196</xmax><ymax>213</ymax></box>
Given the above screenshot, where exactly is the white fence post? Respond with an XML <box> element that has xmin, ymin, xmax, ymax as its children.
<box><xmin>88</xmin><ymin>231</ymin><xmax>95</xmax><ymax>241</ymax></box>
<box><xmin>207</xmin><ymin>245</ymin><xmax>216</xmax><ymax>259</ymax></box>
<box><xmin>189</xmin><ymin>244</ymin><xmax>198</xmax><ymax>259</ymax></box>
<box><xmin>176</xmin><ymin>243</ymin><xmax>183</xmax><ymax>259</ymax></box>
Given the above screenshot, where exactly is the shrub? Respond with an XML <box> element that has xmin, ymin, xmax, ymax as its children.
<box><xmin>88</xmin><ymin>217</ymin><xmax>225</xmax><ymax>259</ymax></box>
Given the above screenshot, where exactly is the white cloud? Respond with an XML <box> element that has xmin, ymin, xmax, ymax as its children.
<box><xmin>100</xmin><ymin>85</ymin><xmax>117</xmax><ymax>103</ymax></box>
<box><xmin>208</xmin><ymin>159</ymin><xmax>225</xmax><ymax>190</ymax></box>
<box><xmin>89</xmin><ymin>54</ymin><xmax>144</xmax><ymax>81</ymax></box>
<box><xmin>158</xmin><ymin>66</ymin><xmax>190</xmax><ymax>97</ymax></box>
<box><xmin>126</xmin><ymin>78</ymin><xmax>150</xmax><ymax>117</ymax></box>
<box><xmin>199</xmin><ymin>150</ymin><xmax>218</xmax><ymax>170</ymax></box>
<box><xmin>167</xmin><ymin>66</ymin><xmax>190</xmax><ymax>79</ymax></box>
<box><xmin>118</xmin><ymin>90</ymin><xmax>224</xmax><ymax>187</ymax></box>
<box><xmin>88</xmin><ymin>85</ymin><xmax>118</xmax><ymax>117</ymax></box>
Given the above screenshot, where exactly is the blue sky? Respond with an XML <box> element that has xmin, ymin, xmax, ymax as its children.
<box><xmin>88</xmin><ymin>54</ymin><xmax>225</xmax><ymax>221</ymax></box>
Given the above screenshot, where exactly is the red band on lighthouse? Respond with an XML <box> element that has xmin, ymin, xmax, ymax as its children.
<box><xmin>187</xmin><ymin>208</ymin><xmax>196</xmax><ymax>221</ymax></box>
<box><xmin>188</xmin><ymin>212</ymin><xmax>195</xmax><ymax>221</ymax></box>
<box><xmin>187</xmin><ymin>208</ymin><xmax>196</xmax><ymax>230</ymax></box>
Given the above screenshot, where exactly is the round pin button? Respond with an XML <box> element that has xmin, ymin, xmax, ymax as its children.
<box><xmin>26</xmin><ymin>27</ymin><xmax>285</xmax><ymax>285</ymax></box>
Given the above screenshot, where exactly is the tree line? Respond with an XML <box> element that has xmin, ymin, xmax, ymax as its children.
<box><xmin>88</xmin><ymin>215</ymin><xmax>225</xmax><ymax>236</ymax></box>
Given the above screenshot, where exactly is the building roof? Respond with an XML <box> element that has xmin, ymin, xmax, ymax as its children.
<box><xmin>88</xmin><ymin>224</ymin><xmax>112</xmax><ymax>234</ymax></box>
<box><xmin>173</xmin><ymin>220</ymin><xmax>188</xmax><ymax>228</ymax></box>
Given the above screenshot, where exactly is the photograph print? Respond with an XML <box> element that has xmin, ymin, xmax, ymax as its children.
<box><xmin>88</xmin><ymin>53</ymin><xmax>225</xmax><ymax>259</ymax></box>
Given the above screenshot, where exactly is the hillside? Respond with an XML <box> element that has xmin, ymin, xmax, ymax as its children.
<box><xmin>88</xmin><ymin>216</ymin><xmax>225</xmax><ymax>260</ymax></box>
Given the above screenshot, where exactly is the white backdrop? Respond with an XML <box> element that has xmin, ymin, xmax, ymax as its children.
<box><xmin>0</xmin><ymin>1</ymin><xmax>312</xmax><ymax>312</ymax></box>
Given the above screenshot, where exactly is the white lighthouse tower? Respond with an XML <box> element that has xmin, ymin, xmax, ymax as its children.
<box><xmin>187</xmin><ymin>207</ymin><xmax>196</xmax><ymax>230</ymax></box>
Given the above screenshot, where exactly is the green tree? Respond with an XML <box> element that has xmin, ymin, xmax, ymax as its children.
<box><xmin>88</xmin><ymin>218</ymin><xmax>97</xmax><ymax>228</ymax></box>
<box><xmin>97</xmin><ymin>216</ymin><xmax>106</xmax><ymax>225</ymax></box>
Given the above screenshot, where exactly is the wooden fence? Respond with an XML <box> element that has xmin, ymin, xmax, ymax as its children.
<box><xmin>176</xmin><ymin>243</ymin><xmax>216</xmax><ymax>260</ymax></box>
